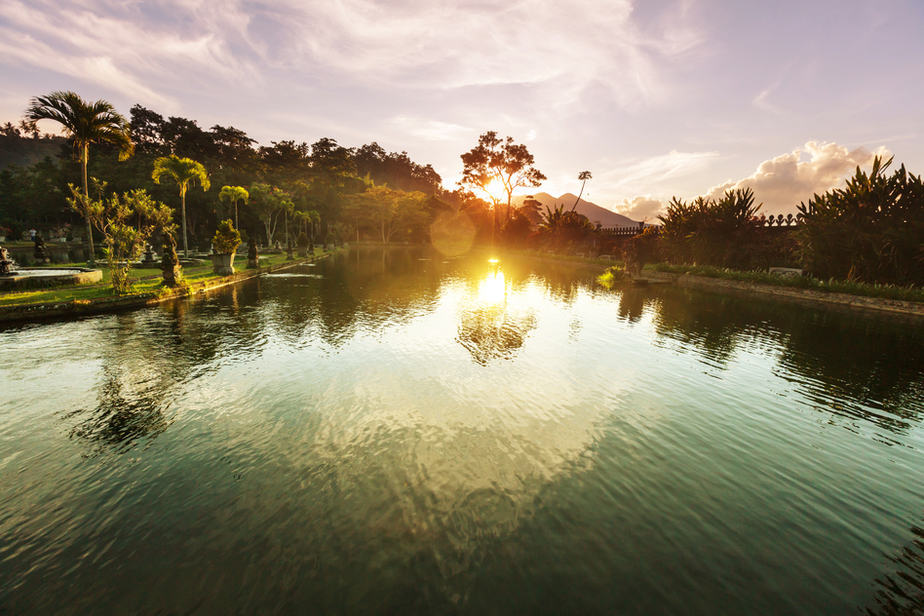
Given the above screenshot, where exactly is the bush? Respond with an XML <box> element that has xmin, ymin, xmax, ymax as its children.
<box><xmin>658</xmin><ymin>188</ymin><xmax>761</xmax><ymax>268</ymax></box>
<box><xmin>797</xmin><ymin>156</ymin><xmax>924</xmax><ymax>285</ymax></box>
<box><xmin>212</xmin><ymin>219</ymin><xmax>241</xmax><ymax>254</ymax></box>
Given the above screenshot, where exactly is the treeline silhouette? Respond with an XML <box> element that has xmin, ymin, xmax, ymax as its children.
<box><xmin>0</xmin><ymin>102</ymin><xmax>488</xmax><ymax>248</ymax></box>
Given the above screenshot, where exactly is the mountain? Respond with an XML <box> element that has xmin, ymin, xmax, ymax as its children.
<box><xmin>512</xmin><ymin>192</ymin><xmax>638</xmax><ymax>228</ymax></box>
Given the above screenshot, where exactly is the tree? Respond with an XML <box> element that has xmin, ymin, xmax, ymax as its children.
<box><xmin>249</xmin><ymin>183</ymin><xmax>290</xmax><ymax>247</ymax></box>
<box><xmin>151</xmin><ymin>154</ymin><xmax>210</xmax><ymax>258</ymax></box>
<box><xmin>26</xmin><ymin>91</ymin><xmax>134</xmax><ymax>265</ymax></box>
<box><xmin>460</xmin><ymin>131</ymin><xmax>546</xmax><ymax>228</ymax></box>
<box><xmin>343</xmin><ymin>184</ymin><xmax>428</xmax><ymax>243</ymax></box>
<box><xmin>797</xmin><ymin>156</ymin><xmax>924</xmax><ymax>285</ymax></box>
<box><xmin>572</xmin><ymin>171</ymin><xmax>592</xmax><ymax>211</ymax></box>
<box><xmin>658</xmin><ymin>188</ymin><xmax>761</xmax><ymax>267</ymax></box>
<box><xmin>219</xmin><ymin>185</ymin><xmax>249</xmax><ymax>230</ymax></box>
<box><xmin>67</xmin><ymin>187</ymin><xmax>172</xmax><ymax>294</ymax></box>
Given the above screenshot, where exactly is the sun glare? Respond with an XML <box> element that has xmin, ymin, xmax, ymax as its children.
<box><xmin>477</xmin><ymin>268</ymin><xmax>507</xmax><ymax>305</ymax></box>
<box><xmin>484</xmin><ymin>178</ymin><xmax>506</xmax><ymax>204</ymax></box>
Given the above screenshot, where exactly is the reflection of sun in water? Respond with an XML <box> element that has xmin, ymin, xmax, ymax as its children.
<box><xmin>477</xmin><ymin>268</ymin><xmax>507</xmax><ymax>305</ymax></box>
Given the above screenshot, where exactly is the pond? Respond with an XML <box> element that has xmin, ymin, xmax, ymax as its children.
<box><xmin>2</xmin><ymin>247</ymin><xmax>923</xmax><ymax>614</ymax></box>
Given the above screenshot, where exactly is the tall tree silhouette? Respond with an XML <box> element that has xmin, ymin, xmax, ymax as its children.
<box><xmin>152</xmin><ymin>155</ymin><xmax>210</xmax><ymax>258</ymax></box>
<box><xmin>572</xmin><ymin>170</ymin><xmax>592</xmax><ymax>211</ymax></box>
<box><xmin>219</xmin><ymin>185</ymin><xmax>249</xmax><ymax>230</ymax></box>
<box><xmin>26</xmin><ymin>91</ymin><xmax>133</xmax><ymax>265</ymax></box>
<box><xmin>460</xmin><ymin>131</ymin><xmax>546</xmax><ymax>227</ymax></box>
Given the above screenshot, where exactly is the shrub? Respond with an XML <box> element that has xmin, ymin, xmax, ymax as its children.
<box><xmin>797</xmin><ymin>156</ymin><xmax>924</xmax><ymax>285</ymax></box>
<box><xmin>66</xmin><ymin>187</ymin><xmax>173</xmax><ymax>295</ymax></box>
<box><xmin>212</xmin><ymin>219</ymin><xmax>241</xmax><ymax>254</ymax></box>
<box><xmin>658</xmin><ymin>188</ymin><xmax>761</xmax><ymax>268</ymax></box>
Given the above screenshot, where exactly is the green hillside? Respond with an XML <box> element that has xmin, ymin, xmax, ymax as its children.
<box><xmin>0</xmin><ymin>133</ymin><xmax>66</xmax><ymax>169</ymax></box>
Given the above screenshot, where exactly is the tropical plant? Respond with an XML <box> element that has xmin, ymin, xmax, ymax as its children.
<box><xmin>151</xmin><ymin>155</ymin><xmax>209</xmax><ymax>258</ymax></box>
<box><xmin>572</xmin><ymin>170</ymin><xmax>592</xmax><ymax>211</ymax></box>
<box><xmin>539</xmin><ymin>203</ymin><xmax>595</xmax><ymax>249</ymax></box>
<box><xmin>797</xmin><ymin>156</ymin><xmax>924</xmax><ymax>285</ymax></box>
<box><xmin>658</xmin><ymin>188</ymin><xmax>761</xmax><ymax>267</ymax></box>
<box><xmin>212</xmin><ymin>219</ymin><xmax>242</xmax><ymax>254</ymax></box>
<box><xmin>26</xmin><ymin>91</ymin><xmax>133</xmax><ymax>265</ymax></box>
<box><xmin>66</xmin><ymin>187</ymin><xmax>172</xmax><ymax>294</ymax></box>
<box><xmin>218</xmin><ymin>185</ymin><xmax>249</xmax><ymax>230</ymax></box>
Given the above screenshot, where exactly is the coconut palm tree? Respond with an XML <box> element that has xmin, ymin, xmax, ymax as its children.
<box><xmin>152</xmin><ymin>155</ymin><xmax>210</xmax><ymax>258</ymax></box>
<box><xmin>572</xmin><ymin>170</ymin><xmax>592</xmax><ymax>211</ymax></box>
<box><xmin>26</xmin><ymin>91</ymin><xmax>133</xmax><ymax>265</ymax></box>
<box><xmin>219</xmin><ymin>185</ymin><xmax>249</xmax><ymax>230</ymax></box>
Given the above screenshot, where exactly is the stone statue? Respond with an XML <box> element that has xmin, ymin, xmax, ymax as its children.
<box><xmin>141</xmin><ymin>243</ymin><xmax>156</xmax><ymax>266</ymax></box>
<box><xmin>33</xmin><ymin>235</ymin><xmax>50</xmax><ymax>264</ymax></box>
<box><xmin>161</xmin><ymin>232</ymin><xmax>182</xmax><ymax>287</ymax></box>
<box><xmin>0</xmin><ymin>246</ymin><xmax>13</xmax><ymax>275</ymax></box>
<box><xmin>247</xmin><ymin>238</ymin><xmax>258</xmax><ymax>268</ymax></box>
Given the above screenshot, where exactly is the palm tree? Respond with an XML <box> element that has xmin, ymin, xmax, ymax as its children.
<box><xmin>26</xmin><ymin>91</ymin><xmax>133</xmax><ymax>265</ymax></box>
<box><xmin>572</xmin><ymin>170</ymin><xmax>592</xmax><ymax>211</ymax></box>
<box><xmin>152</xmin><ymin>155</ymin><xmax>210</xmax><ymax>258</ymax></box>
<box><xmin>219</xmin><ymin>185</ymin><xmax>249</xmax><ymax>230</ymax></box>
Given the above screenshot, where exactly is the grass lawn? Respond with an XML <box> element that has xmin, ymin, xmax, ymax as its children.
<box><xmin>0</xmin><ymin>251</ymin><xmax>315</xmax><ymax>307</ymax></box>
<box><xmin>643</xmin><ymin>263</ymin><xmax>924</xmax><ymax>303</ymax></box>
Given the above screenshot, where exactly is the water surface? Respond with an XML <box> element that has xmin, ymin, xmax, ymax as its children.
<box><xmin>2</xmin><ymin>247</ymin><xmax>923</xmax><ymax>614</ymax></box>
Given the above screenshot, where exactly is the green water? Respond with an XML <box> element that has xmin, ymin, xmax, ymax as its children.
<box><xmin>1</xmin><ymin>247</ymin><xmax>923</xmax><ymax>614</ymax></box>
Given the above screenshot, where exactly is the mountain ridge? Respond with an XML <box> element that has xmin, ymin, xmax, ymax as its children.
<box><xmin>512</xmin><ymin>192</ymin><xmax>638</xmax><ymax>227</ymax></box>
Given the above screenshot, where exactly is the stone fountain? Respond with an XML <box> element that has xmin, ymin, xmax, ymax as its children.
<box><xmin>0</xmin><ymin>244</ymin><xmax>102</xmax><ymax>291</ymax></box>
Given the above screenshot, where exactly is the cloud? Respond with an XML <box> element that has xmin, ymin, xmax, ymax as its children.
<box><xmin>0</xmin><ymin>0</ymin><xmax>702</xmax><ymax>117</ymax></box>
<box><xmin>387</xmin><ymin>116</ymin><xmax>472</xmax><ymax>142</ymax></box>
<box><xmin>608</xmin><ymin>141</ymin><xmax>892</xmax><ymax>221</ymax></box>
<box><xmin>276</xmin><ymin>0</ymin><xmax>686</xmax><ymax>106</ymax></box>
<box><xmin>0</xmin><ymin>0</ymin><xmax>254</xmax><ymax>111</ymax></box>
<box><xmin>705</xmin><ymin>141</ymin><xmax>890</xmax><ymax>214</ymax></box>
<box><xmin>613</xmin><ymin>196</ymin><xmax>664</xmax><ymax>222</ymax></box>
<box><xmin>593</xmin><ymin>149</ymin><xmax>720</xmax><ymax>198</ymax></box>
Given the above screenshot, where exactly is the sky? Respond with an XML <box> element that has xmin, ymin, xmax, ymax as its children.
<box><xmin>1</xmin><ymin>0</ymin><xmax>923</xmax><ymax>218</ymax></box>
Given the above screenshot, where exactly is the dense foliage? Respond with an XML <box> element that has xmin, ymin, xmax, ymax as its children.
<box><xmin>0</xmin><ymin>102</ymin><xmax>450</xmax><ymax>249</ymax></box>
<box><xmin>212</xmin><ymin>219</ymin><xmax>241</xmax><ymax>255</ymax></box>
<box><xmin>3</xmin><ymin>93</ymin><xmax>921</xmax><ymax>289</ymax></box>
<box><xmin>66</xmin><ymin>187</ymin><xmax>173</xmax><ymax>294</ymax></box>
<box><xmin>657</xmin><ymin>188</ymin><xmax>763</xmax><ymax>268</ymax></box>
<box><xmin>797</xmin><ymin>157</ymin><xmax>923</xmax><ymax>285</ymax></box>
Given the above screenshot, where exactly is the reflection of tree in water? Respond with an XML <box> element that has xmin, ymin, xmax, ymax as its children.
<box><xmin>248</xmin><ymin>247</ymin><xmax>590</xmax><ymax>351</ymax></box>
<box><xmin>615</xmin><ymin>286</ymin><xmax>655</xmax><ymax>324</ymax></box>
<box><xmin>457</xmin><ymin>304</ymin><xmax>538</xmax><ymax>366</ymax></box>
<box><xmin>866</xmin><ymin>521</ymin><xmax>924</xmax><ymax>615</ymax></box>
<box><xmin>64</xmin><ymin>366</ymin><xmax>172</xmax><ymax>454</ymax></box>
<box><xmin>647</xmin><ymin>286</ymin><xmax>924</xmax><ymax>435</ymax></box>
<box><xmin>269</xmin><ymin>247</ymin><xmax>447</xmax><ymax>347</ymax></box>
<box><xmin>650</xmin><ymin>289</ymin><xmax>749</xmax><ymax>366</ymax></box>
<box><xmin>776</xmin><ymin>315</ymin><xmax>924</xmax><ymax>435</ymax></box>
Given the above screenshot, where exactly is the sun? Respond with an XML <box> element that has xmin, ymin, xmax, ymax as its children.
<box><xmin>484</xmin><ymin>178</ymin><xmax>506</xmax><ymax>205</ymax></box>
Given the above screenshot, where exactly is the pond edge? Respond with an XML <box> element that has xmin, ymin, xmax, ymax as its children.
<box><xmin>0</xmin><ymin>251</ymin><xmax>337</xmax><ymax>325</ymax></box>
<box><xmin>644</xmin><ymin>270</ymin><xmax>924</xmax><ymax>318</ymax></box>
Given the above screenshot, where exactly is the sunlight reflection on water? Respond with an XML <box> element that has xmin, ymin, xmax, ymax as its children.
<box><xmin>0</xmin><ymin>247</ymin><xmax>922</xmax><ymax>614</ymax></box>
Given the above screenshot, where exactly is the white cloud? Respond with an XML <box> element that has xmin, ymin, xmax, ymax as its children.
<box><xmin>0</xmin><ymin>0</ymin><xmax>702</xmax><ymax>117</ymax></box>
<box><xmin>593</xmin><ymin>149</ymin><xmax>720</xmax><ymax>199</ymax></box>
<box><xmin>705</xmin><ymin>141</ymin><xmax>890</xmax><ymax>214</ymax></box>
<box><xmin>387</xmin><ymin>116</ymin><xmax>472</xmax><ymax>142</ymax></box>
<box><xmin>613</xmin><ymin>196</ymin><xmax>664</xmax><ymax>222</ymax></box>
<box><xmin>608</xmin><ymin>141</ymin><xmax>892</xmax><ymax>221</ymax></box>
<box><xmin>0</xmin><ymin>0</ymin><xmax>255</xmax><ymax>112</ymax></box>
